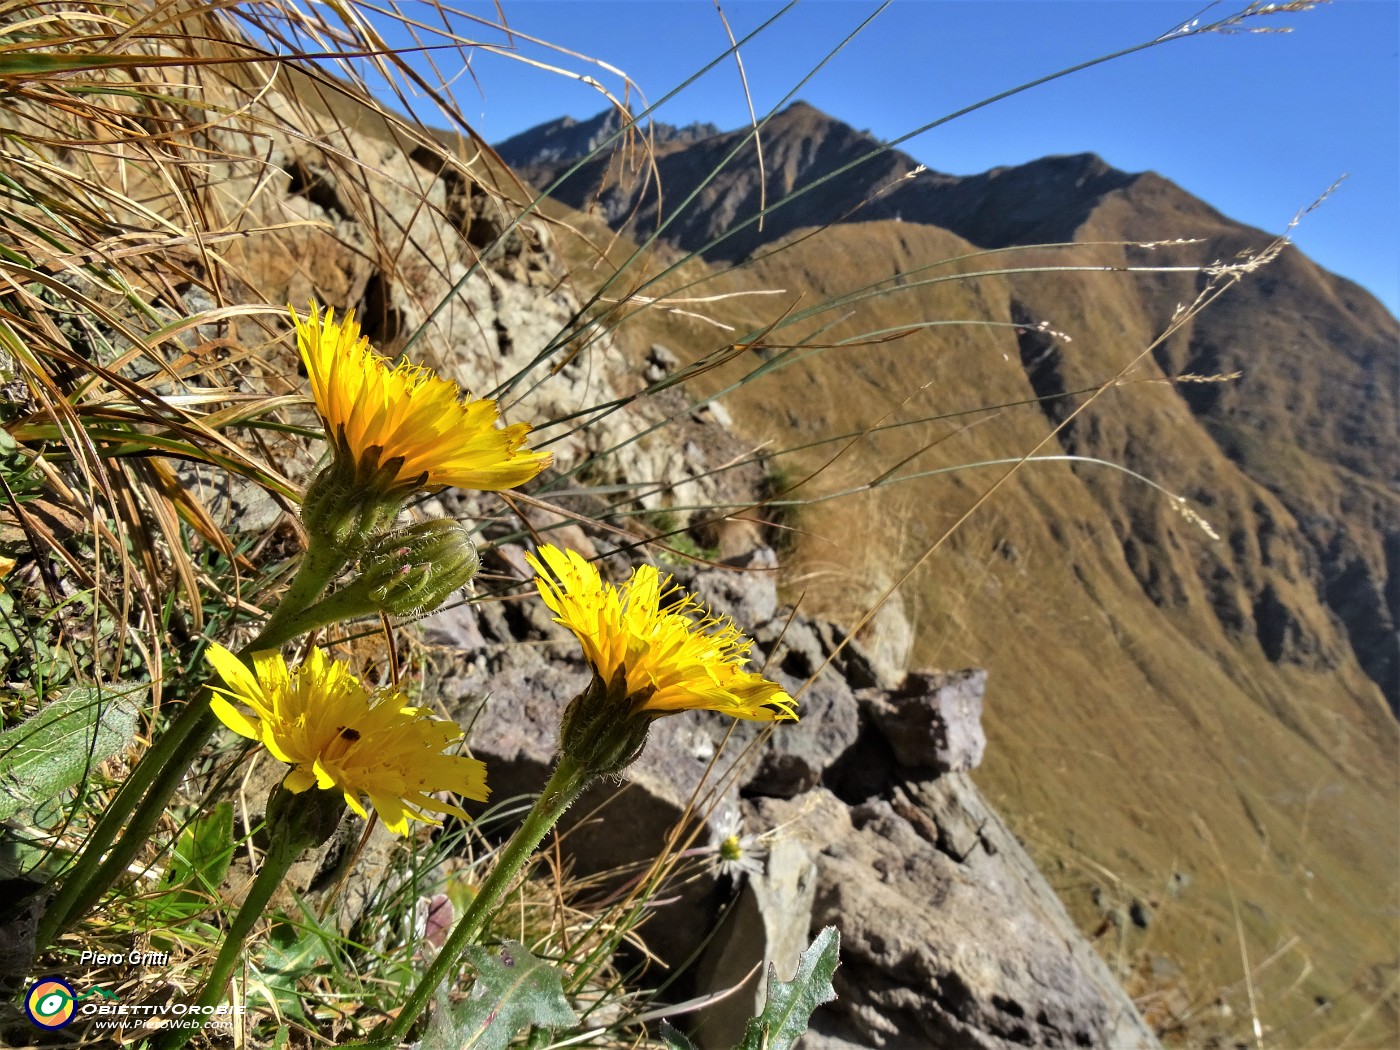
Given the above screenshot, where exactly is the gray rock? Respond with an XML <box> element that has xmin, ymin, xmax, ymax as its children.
<box><xmin>800</xmin><ymin>1036</ymin><xmax>874</xmax><ymax>1050</ymax></box>
<box><xmin>645</xmin><ymin>342</ymin><xmax>681</xmax><ymax>382</ymax></box>
<box><xmin>173</xmin><ymin>460</ymin><xmax>290</xmax><ymax>536</ymax></box>
<box><xmin>812</xmin><ymin>598</ymin><xmax>911</xmax><ymax>693</ymax></box>
<box><xmin>690</xmin><ymin>547</ymin><xmax>780</xmax><ymax>629</ymax></box>
<box><xmin>425</xmin><ymin>612</ymin><xmax>732</xmax><ymax>968</ymax></box>
<box><xmin>649</xmin><ymin>343</ymin><xmax>680</xmax><ymax>371</ymax></box>
<box><xmin>751</xmin><ymin>783</ymin><xmax>1160</xmax><ymax>1050</ymax></box>
<box><xmin>857</xmin><ymin>589</ymin><xmax>914</xmax><ymax>691</ymax></box>
<box><xmin>418</xmin><ymin>599</ymin><xmax>487</xmax><ymax>652</ymax></box>
<box><xmin>724</xmin><ymin>667</ymin><xmax>859</xmax><ymax>798</ymax></box>
<box><xmin>755</xmin><ymin>614</ymin><xmax>829</xmax><ymax>681</ymax></box>
<box><xmin>863</xmin><ymin>669</ymin><xmax>988</xmax><ymax>773</ymax></box>
<box><xmin>487</xmin><ymin>542</ymin><xmax>532</xmax><ymax>581</ymax></box>
<box><xmin>411</xmin><ymin>572</ymin><xmax>1148</xmax><ymax>1050</ymax></box>
<box><xmin>691</xmin><ymin>399</ymin><xmax>733</xmax><ymax>427</ymax></box>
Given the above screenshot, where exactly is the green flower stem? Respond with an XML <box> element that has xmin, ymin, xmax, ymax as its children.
<box><xmin>265</xmin><ymin>574</ymin><xmax>386</xmax><ymax>642</ymax></box>
<box><xmin>248</xmin><ymin>538</ymin><xmax>351</xmax><ymax>650</ymax></box>
<box><xmin>37</xmin><ymin>541</ymin><xmax>350</xmax><ymax>947</ymax></box>
<box><xmin>153</xmin><ymin>789</ymin><xmax>335</xmax><ymax>1050</ymax></box>
<box><xmin>372</xmin><ymin>753</ymin><xmax>594</xmax><ymax>1045</ymax></box>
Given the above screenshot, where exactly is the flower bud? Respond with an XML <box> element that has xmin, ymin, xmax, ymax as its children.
<box><xmin>358</xmin><ymin>519</ymin><xmax>480</xmax><ymax>619</ymax></box>
<box><xmin>266</xmin><ymin>778</ymin><xmax>345</xmax><ymax>854</ymax></box>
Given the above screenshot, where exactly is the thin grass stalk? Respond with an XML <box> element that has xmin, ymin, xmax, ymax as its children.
<box><xmin>485</xmin><ymin>2</ymin><xmax>883</xmax><ymax>407</ymax></box>
<box><xmin>491</xmin><ymin>4</ymin><xmax>1274</xmax><ymax>417</ymax></box>
<box><xmin>534</xmin><ymin>255</ymin><xmax>1207</xmax><ymax>462</ymax></box>
<box><xmin>394</xmin><ymin>2</ymin><xmax>803</xmax><ymax>362</ymax></box>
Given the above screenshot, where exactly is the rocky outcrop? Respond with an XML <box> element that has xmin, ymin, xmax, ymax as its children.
<box><xmin>190</xmin><ymin>80</ymin><xmax>761</xmax><ymax>541</ymax></box>
<box><xmin>692</xmin><ymin>776</ymin><xmax>1160</xmax><ymax>1049</ymax></box>
<box><xmin>414</xmin><ymin>538</ymin><xmax>1158</xmax><ymax>1048</ymax></box>
<box><xmin>753</xmin><ymin>780</ymin><xmax>1156</xmax><ymax>1050</ymax></box>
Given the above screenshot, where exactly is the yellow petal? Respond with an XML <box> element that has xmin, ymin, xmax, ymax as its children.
<box><xmin>342</xmin><ymin>791</ymin><xmax>368</xmax><ymax>820</ymax></box>
<box><xmin>206</xmin><ymin>643</ymin><xmax>262</xmax><ymax>700</ymax></box>
<box><xmin>203</xmin><ymin>632</ymin><xmax>488</xmax><ymax>831</ymax></box>
<box><xmin>292</xmin><ymin>301</ymin><xmax>548</xmax><ymax>496</ymax></box>
<box><xmin>209</xmin><ymin>695</ymin><xmax>260</xmax><ymax>740</ymax></box>
<box><xmin>252</xmin><ymin>649</ymin><xmax>293</xmax><ymax>699</ymax></box>
<box><xmin>283</xmin><ymin>768</ymin><xmax>318</xmax><ymax>793</ymax></box>
<box><xmin>369</xmin><ymin>791</ymin><xmax>411</xmax><ymax>836</ymax></box>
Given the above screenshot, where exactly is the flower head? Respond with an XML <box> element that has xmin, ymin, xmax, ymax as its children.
<box><xmin>294</xmin><ymin>304</ymin><xmax>550</xmax><ymax>499</ymax></box>
<box><xmin>206</xmin><ymin>643</ymin><xmax>487</xmax><ymax>835</ymax></box>
<box><xmin>709</xmin><ymin>802</ymin><xmax>767</xmax><ymax>882</ymax></box>
<box><xmin>527</xmin><ymin>544</ymin><xmax>797</xmax><ymax>727</ymax></box>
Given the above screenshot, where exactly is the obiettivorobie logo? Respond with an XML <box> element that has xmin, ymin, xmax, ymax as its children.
<box><xmin>23</xmin><ymin>973</ymin><xmax>243</xmax><ymax>1034</ymax></box>
<box><xmin>23</xmin><ymin>977</ymin><xmax>117</xmax><ymax>1029</ymax></box>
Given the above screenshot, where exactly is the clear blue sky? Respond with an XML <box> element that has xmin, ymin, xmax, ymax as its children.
<box><xmin>372</xmin><ymin>1</ymin><xmax>1398</xmax><ymax>314</ymax></box>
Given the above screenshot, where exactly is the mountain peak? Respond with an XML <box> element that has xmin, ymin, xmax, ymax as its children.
<box><xmin>494</xmin><ymin>108</ymin><xmax>720</xmax><ymax>171</ymax></box>
<box><xmin>986</xmin><ymin>151</ymin><xmax>1120</xmax><ymax>178</ymax></box>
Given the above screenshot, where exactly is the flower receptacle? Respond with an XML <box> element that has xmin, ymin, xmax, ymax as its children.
<box><xmin>300</xmin><ymin>448</ymin><xmax>418</xmax><ymax>555</ymax></box>
<box><xmin>558</xmin><ymin>671</ymin><xmax>655</xmax><ymax>778</ymax></box>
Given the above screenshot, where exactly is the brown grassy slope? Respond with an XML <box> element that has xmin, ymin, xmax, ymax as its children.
<box><xmin>1008</xmin><ymin>173</ymin><xmax>1399</xmax><ymax>715</ymax></box>
<box><xmin>590</xmin><ymin>218</ymin><xmax>1398</xmax><ymax>1047</ymax></box>
<box><xmin>520</xmin><ymin>102</ymin><xmax>1398</xmax><ymax>712</ymax></box>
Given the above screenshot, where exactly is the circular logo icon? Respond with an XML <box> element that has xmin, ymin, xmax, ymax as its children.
<box><xmin>25</xmin><ymin>977</ymin><xmax>77</xmax><ymax>1029</ymax></box>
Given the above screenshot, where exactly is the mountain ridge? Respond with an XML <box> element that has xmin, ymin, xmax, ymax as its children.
<box><xmin>500</xmin><ymin>99</ymin><xmax>1398</xmax><ymax>713</ymax></box>
<box><xmin>497</xmin><ymin>101</ymin><xmax>1183</xmax><ymax>255</ymax></box>
<box><xmin>495</xmin><ymin>107</ymin><xmax>721</xmax><ymax>171</ymax></box>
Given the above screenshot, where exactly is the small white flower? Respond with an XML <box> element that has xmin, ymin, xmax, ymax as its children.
<box><xmin>709</xmin><ymin>803</ymin><xmax>767</xmax><ymax>882</ymax></box>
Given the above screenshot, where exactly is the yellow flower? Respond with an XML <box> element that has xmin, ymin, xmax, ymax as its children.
<box><xmin>525</xmin><ymin>544</ymin><xmax>797</xmax><ymax>723</ymax></box>
<box><xmin>293</xmin><ymin>303</ymin><xmax>551</xmax><ymax>496</ymax></box>
<box><xmin>206</xmin><ymin>644</ymin><xmax>488</xmax><ymax>836</ymax></box>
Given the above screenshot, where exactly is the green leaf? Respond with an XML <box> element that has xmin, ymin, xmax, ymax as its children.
<box><xmin>0</xmin><ymin>684</ymin><xmax>144</xmax><ymax>821</ymax></box>
<box><xmin>658</xmin><ymin>1020</ymin><xmax>700</xmax><ymax>1050</ymax></box>
<box><xmin>737</xmin><ymin>926</ymin><xmax>841</xmax><ymax>1050</ymax></box>
<box><xmin>146</xmin><ymin>802</ymin><xmax>235</xmax><ymax>922</ymax></box>
<box><xmin>247</xmin><ymin>921</ymin><xmax>329</xmax><ymax>1024</ymax></box>
<box><xmin>423</xmin><ymin>940</ymin><xmax>577</xmax><ymax>1050</ymax></box>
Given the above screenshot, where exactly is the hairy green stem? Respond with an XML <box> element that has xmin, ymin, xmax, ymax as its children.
<box><xmin>371</xmin><ymin>754</ymin><xmax>593</xmax><ymax>1044</ymax></box>
<box><xmin>43</xmin><ymin>702</ymin><xmax>223</xmax><ymax>942</ymax></box>
<box><xmin>37</xmin><ymin>541</ymin><xmax>349</xmax><ymax>946</ymax></box>
<box><xmin>249</xmin><ymin>539</ymin><xmax>351</xmax><ymax>649</ymax></box>
<box><xmin>152</xmin><ymin>794</ymin><xmax>325</xmax><ymax>1050</ymax></box>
